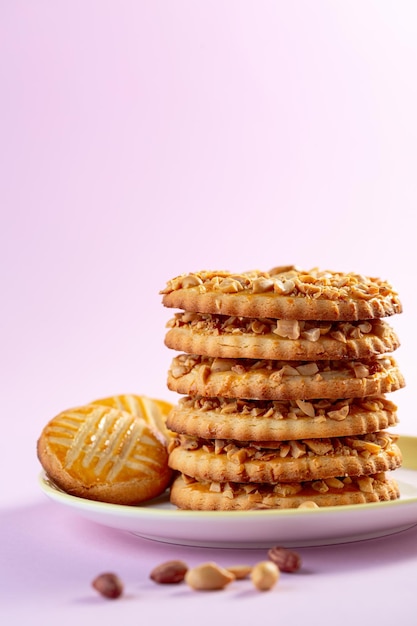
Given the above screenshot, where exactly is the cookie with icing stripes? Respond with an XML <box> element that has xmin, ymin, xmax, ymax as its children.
<box><xmin>90</xmin><ymin>393</ymin><xmax>175</xmax><ymax>442</ymax></box>
<box><xmin>37</xmin><ymin>404</ymin><xmax>172</xmax><ymax>504</ymax></box>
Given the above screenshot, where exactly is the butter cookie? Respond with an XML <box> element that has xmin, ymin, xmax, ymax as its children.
<box><xmin>167</xmin><ymin>354</ymin><xmax>405</xmax><ymax>400</ymax></box>
<box><xmin>37</xmin><ymin>404</ymin><xmax>172</xmax><ymax>504</ymax></box>
<box><xmin>166</xmin><ymin>395</ymin><xmax>398</xmax><ymax>441</ymax></box>
<box><xmin>161</xmin><ymin>267</ymin><xmax>402</xmax><ymax>321</ymax></box>
<box><xmin>165</xmin><ymin>313</ymin><xmax>399</xmax><ymax>360</ymax></box>
<box><xmin>168</xmin><ymin>431</ymin><xmax>401</xmax><ymax>484</ymax></box>
<box><xmin>170</xmin><ymin>472</ymin><xmax>400</xmax><ymax>510</ymax></box>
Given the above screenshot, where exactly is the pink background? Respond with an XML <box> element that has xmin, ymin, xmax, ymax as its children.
<box><xmin>1</xmin><ymin>1</ymin><xmax>417</xmax><ymax>506</ymax></box>
<box><xmin>1</xmin><ymin>3</ymin><xmax>417</xmax><ymax>624</ymax></box>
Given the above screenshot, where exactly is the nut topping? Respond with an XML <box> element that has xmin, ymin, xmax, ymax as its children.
<box><xmin>274</xmin><ymin>319</ymin><xmax>301</xmax><ymax>340</ymax></box>
<box><xmin>295</xmin><ymin>399</ymin><xmax>315</xmax><ymax>417</ymax></box>
<box><xmin>161</xmin><ymin>268</ymin><xmax>401</xmax><ymax>314</ymax></box>
<box><xmin>298</xmin><ymin>500</ymin><xmax>320</xmax><ymax>509</ymax></box>
<box><xmin>168</xmin><ymin>312</ymin><xmax>394</xmax><ymax>344</ymax></box>
<box><xmin>175</xmin><ymin>431</ymin><xmax>396</xmax><ymax>461</ymax></box>
<box><xmin>252</xmin><ymin>277</ymin><xmax>275</xmax><ymax>293</ymax></box>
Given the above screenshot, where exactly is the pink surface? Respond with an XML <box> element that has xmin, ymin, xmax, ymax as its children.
<box><xmin>2</xmin><ymin>501</ymin><xmax>417</xmax><ymax>624</ymax></box>
<box><xmin>1</xmin><ymin>2</ymin><xmax>417</xmax><ymax>623</ymax></box>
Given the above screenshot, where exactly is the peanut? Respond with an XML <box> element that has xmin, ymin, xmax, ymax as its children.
<box><xmin>185</xmin><ymin>562</ymin><xmax>235</xmax><ymax>591</ymax></box>
<box><xmin>251</xmin><ymin>561</ymin><xmax>279</xmax><ymax>591</ymax></box>
<box><xmin>91</xmin><ymin>572</ymin><xmax>123</xmax><ymax>599</ymax></box>
<box><xmin>150</xmin><ymin>560</ymin><xmax>188</xmax><ymax>584</ymax></box>
<box><xmin>226</xmin><ymin>565</ymin><xmax>252</xmax><ymax>580</ymax></box>
<box><xmin>298</xmin><ymin>500</ymin><xmax>320</xmax><ymax>510</ymax></box>
<box><xmin>268</xmin><ymin>546</ymin><xmax>301</xmax><ymax>573</ymax></box>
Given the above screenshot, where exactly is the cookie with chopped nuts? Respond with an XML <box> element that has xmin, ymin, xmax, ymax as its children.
<box><xmin>166</xmin><ymin>395</ymin><xmax>399</xmax><ymax>441</ymax></box>
<box><xmin>160</xmin><ymin>267</ymin><xmax>402</xmax><ymax>321</ymax></box>
<box><xmin>164</xmin><ymin>313</ymin><xmax>400</xmax><ymax>361</ymax></box>
<box><xmin>37</xmin><ymin>404</ymin><xmax>173</xmax><ymax>505</ymax></box>
<box><xmin>168</xmin><ymin>431</ymin><xmax>402</xmax><ymax>484</ymax></box>
<box><xmin>170</xmin><ymin>472</ymin><xmax>400</xmax><ymax>511</ymax></box>
<box><xmin>167</xmin><ymin>354</ymin><xmax>405</xmax><ymax>401</ymax></box>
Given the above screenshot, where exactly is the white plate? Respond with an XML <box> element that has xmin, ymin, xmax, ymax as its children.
<box><xmin>38</xmin><ymin>435</ymin><xmax>417</xmax><ymax>548</ymax></box>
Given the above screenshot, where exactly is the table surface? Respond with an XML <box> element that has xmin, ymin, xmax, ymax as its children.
<box><xmin>2</xmin><ymin>422</ymin><xmax>417</xmax><ymax>626</ymax></box>
<box><xmin>2</xmin><ymin>496</ymin><xmax>417</xmax><ymax>626</ymax></box>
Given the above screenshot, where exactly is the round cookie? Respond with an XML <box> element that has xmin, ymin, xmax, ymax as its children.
<box><xmin>167</xmin><ymin>395</ymin><xmax>399</xmax><ymax>441</ymax></box>
<box><xmin>37</xmin><ymin>404</ymin><xmax>173</xmax><ymax>505</ymax></box>
<box><xmin>90</xmin><ymin>393</ymin><xmax>175</xmax><ymax>443</ymax></box>
<box><xmin>165</xmin><ymin>313</ymin><xmax>399</xmax><ymax>361</ymax></box>
<box><xmin>168</xmin><ymin>432</ymin><xmax>402</xmax><ymax>484</ymax></box>
<box><xmin>170</xmin><ymin>473</ymin><xmax>400</xmax><ymax>510</ymax></box>
<box><xmin>167</xmin><ymin>354</ymin><xmax>405</xmax><ymax>400</ymax></box>
<box><xmin>160</xmin><ymin>267</ymin><xmax>402</xmax><ymax>321</ymax></box>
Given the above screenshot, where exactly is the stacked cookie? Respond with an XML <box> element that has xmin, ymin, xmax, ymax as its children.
<box><xmin>160</xmin><ymin>266</ymin><xmax>405</xmax><ymax>510</ymax></box>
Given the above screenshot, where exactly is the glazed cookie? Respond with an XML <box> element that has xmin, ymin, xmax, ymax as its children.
<box><xmin>170</xmin><ymin>472</ymin><xmax>400</xmax><ymax>510</ymax></box>
<box><xmin>90</xmin><ymin>393</ymin><xmax>175</xmax><ymax>442</ymax></box>
<box><xmin>167</xmin><ymin>354</ymin><xmax>405</xmax><ymax>400</ymax></box>
<box><xmin>37</xmin><ymin>404</ymin><xmax>172</xmax><ymax>505</ymax></box>
<box><xmin>165</xmin><ymin>313</ymin><xmax>399</xmax><ymax>361</ymax></box>
<box><xmin>166</xmin><ymin>395</ymin><xmax>399</xmax><ymax>441</ymax></box>
<box><xmin>168</xmin><ymin>431</ymin><xmax>402</xmax><ymax>484</ymax></box>
<box><xmin>160</xmin><ymin>267</ymin><xmax>402</xmax><ymax>321</ymax></box>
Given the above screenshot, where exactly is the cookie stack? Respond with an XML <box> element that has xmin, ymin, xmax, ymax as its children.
<box><xmin>160</xmin><ymin>266</ymin><xmax>405</xmax><ymax>510</ymax></box>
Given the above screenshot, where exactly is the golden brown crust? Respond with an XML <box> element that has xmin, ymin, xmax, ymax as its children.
<box><xmin>161</xmin><ymin>268</ymin><xmax>402</xmax><ymax>321</ymax></box>
<box><xmin>170</xmin><ymin>473</ymin><xmax>400</xmax><ymax>510</ymax></box>
<box><xmin>167</xmin><ymin>354</ymin><xmax>405</xmax><ymax>400</ymax></box>
<box><xmin>168</xmin><ymin>432</ymin><xmax>402</xmax><ymax>484</ymax></box>
<box><xmin>165</xmin><ymin>314</ymin><xmax>399</xmax><ymax>361</ymax></box>
<box><xmin>37</xmin><ymin>404</ymin><xmax>172</xmax><ymax>505</ymax></box>
<box><xmin>90</xmin><ymin>393</ymin><xmax>175</xmax><ymax>443</ymax></box>
<box><xmin>162</xmin><ymin>265</ymin><xmax>404</xmax><ymax>512</ymax></box>
<box><xmin>166</xmin><ymin>395</ymin><xmax>399</xmax><ymax>441</ymax></box>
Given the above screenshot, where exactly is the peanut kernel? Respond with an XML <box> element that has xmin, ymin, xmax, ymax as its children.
<box><xmin>251</xmin><ymin>561</ymin><xmax>280</xmax><ymax>591</ymax></box>
<box><xmin>268</xmin><ymin>546</ymin><xmax>301</xmax><ymax>573</ymax></box>
<box><xmin>92</xmin><ymin>572</ymin><xmax>123</xmax><ymax>599</ymax></box>
<box><xmin>150</xmin><ymin>560</ymin><xmax>188</xmax><ymax>584</ymax></box>
<box><xmin>185</xmin><ymin>562</ymin><xmax>235</xmax><ymax>591</ymax></box>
